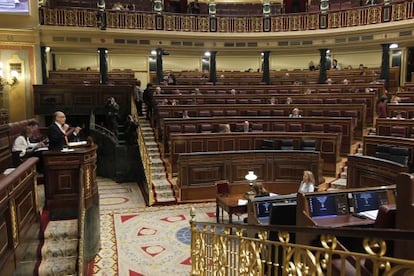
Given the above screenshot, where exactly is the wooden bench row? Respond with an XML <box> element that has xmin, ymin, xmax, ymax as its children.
<box><xmin>154</xmin><ymin>92</ymin><xmax>376</xmax><ymax>124</ymax></box>
<box><xmin>162</xmin><ymin>117</ymin><xmax>353</xmax><ymax>156</ymax></box>
<box><xmin>363</xmin><ymin>135</ymin><xmax>414</xmax><ymax>168</ymax></box>
<box><xmin>154</xmin><ymin>103</ymin><xmax>367</xmax><ymax>137</ymax></box>
<box><xmin>386</xmin><ymin>103</ymin><xmax>414</xmax><ymax>119</ymax></box>
<box><xmin>170</xmin><ymin>132</ymin><xmax>341</xmax><ymax>176</ymax></box>
<box><xmin>33</xmin><ymin>84</ymin><xmax>133</xmax><ymax>120</ymax></box>
<box><xmin>154</xmin><ymin>83</ymin><xmax>384</xmax><ymax>97</ymax></box>
<box><xmin>177</xmin><ymin>150</ymin><xmax>323</xmax><ymax>201</ymax></box>
<box><xmin>376</xmin><ymin>118</ymin><xmax>414</xmax><ymax>138</ymax></box>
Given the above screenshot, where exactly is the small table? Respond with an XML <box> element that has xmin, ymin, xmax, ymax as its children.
<box><xmin>216</xmin><ymin>193</ymin><xmax>248</xmax><ymax>224</ymax></box>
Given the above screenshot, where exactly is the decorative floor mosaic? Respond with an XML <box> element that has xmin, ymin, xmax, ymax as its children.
<box><xmin>92</xmin><ymin>177</ymin><xmax>216</xmax><ymax>276</ymax></box>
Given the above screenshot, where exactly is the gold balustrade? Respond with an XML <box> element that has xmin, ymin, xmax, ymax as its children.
<box><xmin>39</xmin><ymin>1</ymin><xmax>414</xmax><ymax>32</ymax></box>
<box><xmin>189</xmin><ymin>208</ymin><xmax>414</xmax><ymax>276</ymax></box>
<box><xmin>137</xmin><ymin>121</ymin><xmax>154</xmax><ymax>206</ymax></box>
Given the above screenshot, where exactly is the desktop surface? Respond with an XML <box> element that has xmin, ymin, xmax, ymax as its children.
<box><xmin>313</xmin><ymin>214</ymin><xmax>375</xmax><ymax>227</ymax></box>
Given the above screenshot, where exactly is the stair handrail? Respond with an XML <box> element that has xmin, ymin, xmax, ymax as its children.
<box><xmin>137</xmin><ymin>120</ymin><xmax>154</xmax><ymax>205</ymax></box>
<box><xmin>93</xmin><ymin>124</ymin><xmax>119</xmax><ymax>143</ymax></box>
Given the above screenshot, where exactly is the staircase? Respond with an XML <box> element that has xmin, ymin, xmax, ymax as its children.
<box><xmin>14</xmin><ymin>186</ymin><xmax>79</xmax><ymax>276</ymax></box>
<box><xmin>37</xmin><ymin>219</ymin><xmax>78</xmax><ymax>275</ymax></box>
<box><xmin>139</xmin><ymin>116</ymin><xmax>176</xmax><ymax>204</ymax></box>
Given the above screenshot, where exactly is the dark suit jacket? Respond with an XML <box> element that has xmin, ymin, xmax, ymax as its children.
<box><xmin>48</xmin><ymin>123</ymin><xmax>66</xmax><ymax>150</ymax></box>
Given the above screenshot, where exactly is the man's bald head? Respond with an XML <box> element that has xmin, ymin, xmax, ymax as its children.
<box><xmin>54</xmin><ymin>111</ymin><xmax>66</xmax><ymax>125</ymax></box>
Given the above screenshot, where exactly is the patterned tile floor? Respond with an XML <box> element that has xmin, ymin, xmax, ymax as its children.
<box><xmin>93</xmin><ymin>177</ymin><xmax>146</xmax><ymax>275</ymax></box>
<box><xmin>92</xmin><ymin>177</ymin><xmax>218</xmax><ymax>276</ymax></box>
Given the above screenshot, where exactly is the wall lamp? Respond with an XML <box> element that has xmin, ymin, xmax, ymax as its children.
<box><xmin>0</xmin><ymin>64</ymin><xmax>19</xmax><ymax>90</ymax></box>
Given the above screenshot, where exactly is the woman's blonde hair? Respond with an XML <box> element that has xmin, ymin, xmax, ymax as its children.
<box><xmin>303</xmin><ymin>170</ymin><xmax>315</xmax><ymax>184</ymax></box>
<box><xmin>253</xmin><ymin>182</ymin><xmax>268</xmax><ymax>195</ymax></box>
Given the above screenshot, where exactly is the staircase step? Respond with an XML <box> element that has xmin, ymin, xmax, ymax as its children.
<box><xmin>41</xmin><ymin>239</ymin><xmax>78</xmax><ymax>259</ymax></box>
<box><xmin>13</xmin><ymin>261</ymin><xmax>38</xmax><ymax>276</ymax></box>
<box><xmin>38</xmin><ymin>256</ymin><xmax>77</xmax><ymax>276</ymax></box>
<box><xmin>44</xmin><ymin>219</ymin><xmax>78</xmax><ymax>240</ymax></box>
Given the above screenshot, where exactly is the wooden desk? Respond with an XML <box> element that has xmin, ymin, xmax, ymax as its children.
<box><xmin>313</xmin><ymin>215</ymin><xmax>375</xmax><ymax>228</ymax></box>
<box><xmin>216</xmin><ymin>194</ymin><xmax>248</xmax><ymax>224</ymax></box>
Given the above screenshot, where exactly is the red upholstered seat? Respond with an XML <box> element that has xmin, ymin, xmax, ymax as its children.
<box><xmin>183</xmin><ymin>125</ymin><xmax>197</xmax><ymax>133</ymax></box>
<box><xmin>245</xmin><ymin>110</ymin><xmax>258</xmax><ymax>116</ymax></box>
<box><xmin>168</xmin><ymin>125</ymin><xmax>182</xmax><ymax>133</ymax></box>
<box><xmin>259</xmin><ymin>110</ymin><xmax>271</xmax><ymax>116</ymax></box>
<box><xmin>249</xmin><ymin>99</ymin><xmax>262</xmax><ymax>104</ymax></box>
<box><xmin>251</xmin><ymin>123</ymin><xmax>264</xmax><ymax>132</ymax></box>
<box><xmin>325</xmin><ymin>110</ymin><xmax>341</xmax><ymax>117</ymax></box>
<box><xmin>226</xmin><ymin>99</ymin><xmax>236</xmax><ymax>104</ymax></box>
<box><xmin>200</xmin><ymin>124</ymin><xmax>213</xmax><ymax>133</ymax></box>
<box><xmin>272</xmin><ymin>123</ymin><xmax>286</xmax><ymax>132</ymax></box>
<box><xmin>310</xmin><ymin>99</ymin><xmax>323</xmax><ymax>104</ymax></box>
<box><xmin>309</xmin><ymin>110</ymin><xmax>323</xmax><ymax>116</ymax></box>
<box><xmin>310</xmin><ymin>123</ymin><xmax>325</xmax><ymax>132</ymax></box>
<box><xmin>325</xmin><ymin>99</ymin><xmax>338</xmax><ymax>104</ymax></box>
<box><xmin>237</xmin><ymin>99</ymin><xmax>249</xmax><ymax>104</ymax></box>
<box><xmin>390</xmin><ymin>126</ymin><xmax>407</xmax><ymax>138</ymax></box>
<box><xmin>272</xmin><ymin>110</ymin><xmax>285</xmax><ymax>116</ymax></box>
<box><xmin>327</xmin><ymin>124</ymin><xmax>343</xmax><ymax>133</ymax></box>
<box><xmin>216</xmin><ymin>180</ymin><xmax>230</xmax><ymax>195</ymax></box>
<box><xmin>199</xmin><ymin>110</ymin><xmax>211</xmax><ymax>117</ymax></box>
<box><xmin>212</xmin><ymin>110</ymin><xmax>224</xmax><ymax>116</ymax></box>
<box><xmin>339</xmin><ymin>98</ymin><xmax>352</xmax><ymax>104</ymax></box>
<box><xmin>287</xmin><ymin>123</ymin><xmax>302</xmax><ymax>132</ymax></box>
<box><xmin>226</xmin><ymin>110</ymin><xmax>237</xmax><ymax>116</ymax></box>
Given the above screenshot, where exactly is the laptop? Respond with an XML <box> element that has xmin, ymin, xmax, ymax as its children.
<box><xmin>256</xmin><ymin>201</ymin><xmax>272</xmax><ymax>225</ymax></box>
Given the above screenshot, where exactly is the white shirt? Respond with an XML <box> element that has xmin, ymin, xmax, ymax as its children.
<box><xmin>298</xmin><ymin>181</ymin><xmax>315</xmax><ymax>193</ymax></box>
<box><xmin>12</xmin><ymin>136</ymin><xmax>39</xmax><ymax>157</ymax></box>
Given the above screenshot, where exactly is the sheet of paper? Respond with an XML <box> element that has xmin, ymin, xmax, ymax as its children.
<box><xmin>238</xmin><ymin>199</ymin><xmax>248</xmax><ymax>205</ymax></box>
<box><xmin>3</xmin><ymin>168</ymin><xmax>15</xmax><ymax>175</ymax></box>
<box><xmin>67</xmin><ymin>141</ymin><xmax>87</xmax><ymax>147</ymax></box>
<box><xmin>359</xmin><ymin>210</ymin><xmax>378</xmax><ymax>220</ymax></box>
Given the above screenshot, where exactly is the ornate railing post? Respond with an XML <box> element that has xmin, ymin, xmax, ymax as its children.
<box><xmin>153</xmin><ymin>0</ymin><xmax>164</xmax><ymax>30</ymax></box>
<box><xmin>209</xmin><ymin>0</ymin><xmax>217</xmax><ymax>32</ymax></box>
<box><xmin>320</xmin><ymin>0</ymin><xmax>329</xmax><ymax>29</ymax></box>
<box><xmin>263</xmin><ymin>0</ymin><xmax>271</xmax><ymax>32</ymax></box>
<box><xmin>97</xmin><ymin>0</ymin><xmax>106</xmax><ymax>30</ymax></box>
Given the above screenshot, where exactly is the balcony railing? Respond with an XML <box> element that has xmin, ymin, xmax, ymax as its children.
<box><xmin>39</xmin><ymin>1</ymin><xmax>414</xmax><ymax>32</ymax></box>
<box><xmin>189</xmin><ymin>210</ymin><xmax>414</xmax><ymax>275</ymax></box>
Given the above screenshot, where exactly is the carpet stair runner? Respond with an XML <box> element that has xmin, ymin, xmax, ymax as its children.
<box><xmin>139</xmin><ymin>115</ymin><xmax>176</xmax><ymax>204</ymax></box>
<box><xmin>37</xmin><ymin>218</ymin><xmax>79</xmax><ymax>275</ymax></box>
<box><xmin>13</xmin><ymin>217</ymin><xmax>79</xmax><ymax>275</ymax></box>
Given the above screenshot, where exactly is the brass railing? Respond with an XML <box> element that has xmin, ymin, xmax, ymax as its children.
<box><xmin>137</xmin><ymin>121</ymin><xmax>154</xmax><ymax>206</ymax></box>
<box><xmin>190</xmin><ymin>213</ymin><xmax>414</xmax><ymax>275</ymax></box>
<box><xmin>40</xmin><ymin>1</ymin><xmax>414</xmax><ymax>32</ymax></box>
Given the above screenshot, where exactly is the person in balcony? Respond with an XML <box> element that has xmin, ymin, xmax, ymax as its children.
<box><xmin>188</xmin><ymin>0</ymin><xmax>201</xmax><ymax>14</ymax></box>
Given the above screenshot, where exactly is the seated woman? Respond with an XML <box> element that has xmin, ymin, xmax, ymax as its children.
<box><xmin>218</xmin><ymin>123</ymin><xmax>231</xmax><ymax>133</ymax></box>
<box><xmin>298</xmin><ymin>170</ymin><xmax>315</xmax><ymax>193</ymax></box>
<box><xmin>289</xmin><ymin>108</ymin><xmax>302</xmax><ymax>118</ymax></box>
<box><xmin>12</xmin><ymin>126</ymin><xmax>45</xmax><ymax>159</ymax></box>
<box><xmin>12</xmin><ymin>126</ymin><xmax>46</xmax><ymax>171</ymax></box>
<box><xmin>253</xmin><ymin>182</ymin><xmax>270</xmax><ymax>197</ymax></box>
